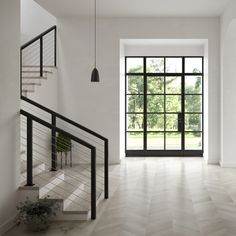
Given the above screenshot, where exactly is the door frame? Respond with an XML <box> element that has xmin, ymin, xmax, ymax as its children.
<box><xmin>125</xmin><ymin>56</ymin><xmax>204</xmax><ymax>157</ymax></box>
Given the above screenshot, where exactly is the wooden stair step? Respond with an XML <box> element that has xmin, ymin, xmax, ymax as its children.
<box><xmin>22</xmin><ymin>82</ymin><xmax>41</xmax><ymax>86</ymax></box>
<box><xmin>22</xmin><ymin>76</ymin><xmax>47</xmax><ymax>79</ymax></box>
<box><xmin>22</xmin><ymin>70</ymin><xmax>53</xmax><ymax>74</ymax></box>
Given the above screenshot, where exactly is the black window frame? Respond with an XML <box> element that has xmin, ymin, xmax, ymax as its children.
<box><xmin>125</xmin><ymin>56</ymin><xmax>204</xmax><ymax>157</ymax></box>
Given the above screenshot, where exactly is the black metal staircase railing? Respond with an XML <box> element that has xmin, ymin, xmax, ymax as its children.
<box><xmin>21</xmin><ymin>109</ymin><xmax>97</xmax><ymax>219</ymax></box>
<box><xmin>20</xmin><ymin>25</ymin><xmax>56</xmax><ymax>95</ymax></box>
<box><xmin>20</xmin><ymin>26</ymin><xmax>109</xmax><ymax>220</ymax></box>
<box><xmin>21</xmin><ymin>95</ymin><xmax>109</xmax><ymax>200</ymax></box>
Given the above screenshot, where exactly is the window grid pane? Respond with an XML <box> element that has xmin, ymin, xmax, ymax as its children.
<box><xmin>125</xmin><ymin>56</ymin><xmax>203</xmax><ymax>154</ymax></box>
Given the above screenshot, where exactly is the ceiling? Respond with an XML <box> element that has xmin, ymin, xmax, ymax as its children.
<box><xmin>35</xmin><ymin>0</ymin><xmax>231</xmax><ymax>17</ymax></box>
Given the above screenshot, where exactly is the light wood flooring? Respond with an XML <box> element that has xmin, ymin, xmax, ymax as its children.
<box><xmin>5</xmin><ymin>157</ymin><xmax>236</xmax><ymax>236</ymax></box>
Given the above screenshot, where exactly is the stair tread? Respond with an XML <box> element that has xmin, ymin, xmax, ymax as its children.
<box><xmin>22</xmin><ymin>65</ymin><xmax>56</xmax><ymax>68</ymax></box>
<box><xmin>63</xmin><ymin>210</ymin><xmax>89</xmax><ymax>214</ymax></box>
<box><xmin>22</xmin><ymin>90</ymin><xmax>34</xmax><ymax>93</ymax></box>
<box><xmin>22</xmin><ymin>76</ymin><xmax>47</xmax><ymax>79</ymax></box>
<box><xmin>22</xmin><ymin>82</ymin><xmax>41</xmax><ymax>85</ymax></box>
<box><xmin>22</xmin><ymin>70</ymin><xmax>52</xmax><ymax>73</ymax></box>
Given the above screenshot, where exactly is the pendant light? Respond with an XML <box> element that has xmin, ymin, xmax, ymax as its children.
<box><xmin>91</xmin><ymin>0</ymin><xmax>99</xmax><ymax>82</ymax></box>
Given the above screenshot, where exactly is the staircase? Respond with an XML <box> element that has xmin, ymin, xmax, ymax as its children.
<box><xmin>21</xmin><ymin>66</ymin><xmax>54</xmax><ymax>96</ymax></box>
<box><xmin>19</xmin><ymin>26</ymin><xmax>109</xmax><ymax>220</ymax></box>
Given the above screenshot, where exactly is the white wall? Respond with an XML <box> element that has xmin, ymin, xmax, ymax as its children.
<box><xmin>0</xmin><ymin>0</ymin><xmax>20</xmax><ymax>234</ymax></box>
<box><xmin>124</xmin><ymin>43</ymin><xmax>204</xmax><ymax>56</ymax></box>
<box><xmin>221</xmin><ymin>0</ymin><xmax>236</xmax><ymax>167</ymax></box>
<box><xmin>57</xmin><ymin>17</ymin><xmax>220</xmax><ymax>164</ymax></box>
<box><xmin>21</xmin><ymin>0</ymin><xmax>56</xmax><ymax>44</ymax></box>
<box><xmin>119</xmin><ymin>43</ymin><xmax>125</xmax><ymax>159</ymax></box>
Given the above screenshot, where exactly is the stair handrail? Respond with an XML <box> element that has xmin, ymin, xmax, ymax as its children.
<box><xmin>21</xmin><ymin>25</ymin><xmax>57</xmax><ymax>50</ymax></box>
<box><xmin>21</xmin><ymin>96</ymin><xmax>109</xmax><ymax>200</ymax></box>
<box><xmin>20</xmin><ymin>25</ymin><xmax>109</xmax><ymax>205</ymax></box>
<box><xmin>21</xmin><ymin>96</ymin><xmax>107</xmax><ymax>141</ymax></box>
<box><xmin>21</xmin><ymin>109</ymin><xmax>97</xmax><ymax>219</ymax></box>
<box><xmin>20</xmin><ymin>25</ymin><xmax>57</xmax><ymax>95</ymax></box>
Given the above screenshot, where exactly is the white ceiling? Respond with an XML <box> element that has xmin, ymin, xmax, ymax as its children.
<box><xmin>35</xmin><ymin>0</ymin><xmax>231</xmax><ymax>17</ymax></box>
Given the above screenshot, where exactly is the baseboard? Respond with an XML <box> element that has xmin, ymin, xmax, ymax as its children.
<box><xmin>0</xmin><ymin>214</ymin><xmax>17</xmax><ymax>236</ymax></box>
<box><xmin>220</xmin><ymin>161</ymin><xmax>236</xmax><ymax>168</ymax></box>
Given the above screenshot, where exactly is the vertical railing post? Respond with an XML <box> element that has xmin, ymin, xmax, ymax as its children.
<box><xmin>51</xmin><ymin>114</ymin><xmax>57</xmax><ymax>171</ymax></box>
<box><xmin>54</xmin><ymin>27</ymin><xmax>57</xmax><ymax>67</ymax></box>
<box><xmin>25</xmin><ymin>116</ymin><xmax>34</xmax><ymax>186</ymax></box>
<box><xmin>91</xmin><ymin>147</ymin><xmax>96</xmax><ymax>220</ymax></box>
<box><xmin>104</xmin><ymin>139</ymin><xmax>109</xmax><ymax>199</ymax></box>
<box><xmin>20</xmin><ymin>50</ymin><xmax>22</xmax><ymax>96</ymax></box>
<box><xmin>40</xmin><ymin>37</ymin><xmax>43</xmax><ymax>77</ymax></box>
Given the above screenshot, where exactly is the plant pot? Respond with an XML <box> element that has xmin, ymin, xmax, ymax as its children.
<box><xmin>26</xmin><ymin>215</ymin><xmax>50</xmax><ymax>232</ymax></box>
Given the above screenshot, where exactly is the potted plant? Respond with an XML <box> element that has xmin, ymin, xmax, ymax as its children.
<box><xmin>16</xmin><ymin>196</ymin><xmax>59</xmax><ymax>232</ymax></box>
<box><xmin>56</xmin><ymin>132</ymin><xmax>72</xmax><ymax>168</ymax></box>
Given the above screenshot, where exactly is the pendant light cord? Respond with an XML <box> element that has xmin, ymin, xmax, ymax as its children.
<box><xmin>94</xmin><ymin>0</ymin><xmax>97</xmax><ymax>68</ymax></box>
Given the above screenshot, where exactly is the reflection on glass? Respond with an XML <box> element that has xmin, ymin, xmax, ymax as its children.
<box><xmin>127</xmin><ymin>95</ymin><xmax>144</xmax><ymax>112</ymax></box>
<box><xmin>166</xmin><ymin>95</ymin><xmax>181</xmax><ymax>112</ymax></box>
<box><xmin>166</xmin><ymin>58</ymin><xmax>182</xmax><ymax>73</ymax></box>
<box><xmin>147</xmin><ymin>114</ymin><xmax>164</xmax><ymax>131</ymax></box>
<box><xmin>147</xmin><ymin>77</ymin><xmax>164</xmax><ymax>94</ymax></box>
<box><xmin>127</xmin><ymin>114</ymin><xmax>144</xmax><ymax>131</ymax></box>
<box><xmin>126</xmin><ymin>58</ymin><xmax>143</xmax><ymax>73</ymax></box>
<box><xmin>147</xmin><ymin>132</ymin><xmax>164</xmax><ymax>150</ymax></box>
<box><xmin>185</xmin><ymin>114</ymin><xmax>202</xmax><ymax>131</ymax></box>
<box><xmin>127</xmin><ymin>76</ymin><xmax>144</xmax><ymax>94</ymax></box>
<box><xmin>127</xmin><ymin>132</ymin><xmax>143</xmax><ymax>150</ymax></box>
<box><xmin>166</xmin><ymin>77</ymin><xmax>181</xmax><ymax>94</ymax></box>
<box><xmin>185</xmin><ymin>132</ymin><xmax>202</xmax><ymax>150</ymax></box>
<box><xmin>185</xmin><ymin>95</ymin><xmax>202</xmax><ymax>112</ymax></box>
<box><xmin>147</xmin><ymin>95</ymin><xmax>164</xmax><ymax>112</ymax></box>
<box><xmin>185</xmin><ymin>76</ymin><xmax>202</xmax><ymax>94</ymax></box>
<box><xmin>146</xmin><ymin>58</ymin><xmax>164</xmax><ymax>73</ymax></box>
<box><xmin>166</xmin><ymin>114</ymin><xmax>178</xmax><ymax>131</ymax></box>
<box><xmin>166</xmin><ymin>132</ymin><xmax>181</xmax><ymax>150</ymax></box>
<box><xmin>185</xmin><ymin>58</ymin><xmax>202</xmax><ymax>73</ymax></box>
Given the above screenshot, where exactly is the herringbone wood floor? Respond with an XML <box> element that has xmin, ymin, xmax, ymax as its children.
<box><xmin>6</xmin><ymin>158</ymin><xmax>236</xmax><ymax>236</ymax></box>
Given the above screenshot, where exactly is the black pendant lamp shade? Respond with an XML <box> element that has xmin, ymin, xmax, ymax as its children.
<box><xmin>91</xmin><ymin>0</ymin><xmax>100</xmax><ymax>82</ymax></box>
<box><xmin>91</xmin><ymin>67</ymin><xmax>99</xmax><ymax>82</ymax></box>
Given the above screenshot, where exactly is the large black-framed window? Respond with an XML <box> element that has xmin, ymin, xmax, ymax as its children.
<box><xmin>125</xmin><ymin>56</ymin><xmax>204</xmax><ymax>157</ymax></box>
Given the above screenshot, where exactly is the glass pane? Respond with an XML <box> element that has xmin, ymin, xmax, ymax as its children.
<box><xmin>166</xmin><ymin>77</ymin><xmax>181</xmax><ymax>94</ymax></box>
<box><xmin>185</xmin><ymin>95</ymin><xmax>202</xmax><ymax>112</ymax></box>
<box><xmin>126</xmin><ymin>58</ymin><xmax>143</xmax><ymax>73</ymax></box>
<box><xmin>166</xmin><ymin>114</ymin><xmax>178</xmax><ymax>131</ymax></box>
<box><xmin>166</xmin><ymin>95</ymin><xmax>181</xmax><ymax>112</ymax></box>
<box><xmin>185</xmin><ymin>114</ymin><xmax>202</xmax><ymax>131</ymax></box>
<box><xmin>146</xmin><ymin>58</ymin><xmax>164</xmax><ymax>73</ymax></box>
<box><xmin>127</xmin><ymin>76</ymin><xmax>144</xmax><ymax>94</ymax></box>
<box><xmin>185</xmin><ymin>132</ymin><xmax>202</xmax><ymax>150</ymax></box>
<box><xmin>147</xmin><ymin>132</ymin><xmax>164</xmax><ymax>150</ymax></box>
<box><xmin>127</xmin><ymin>114</ymin><xmax>144</xmax><ymax>131</ymax></box>
<box><xmin>185</xmin><ymin>58</ymin><xmax>202</xmax><ymax>73</ymax></box>
<box><xmin>127</xmin><ymin>132</ymin><xmax>143</xmax><ymax>150</ymax></box>
<box><xmin>147</xmin><ymin>77</ymin><xmax>164</xmax><ymax>94</ymax></box>
<box><xmin>127</xmin><ymin>95</ymin><xmax>144</xmax><ymax>112</ymax></box>
<box><xmin>166</xmin><ymin>58</ymin><xmax>182</xmax><ymax>73</ymax></box>
<box><xmin>166</xmin><ymin>132</ymin><xmax>181</xmax><ymax>150</ymax></box>
<box><xmin>147</xmin><ymin>95</ymin><xmax>164</xmax><ymax>112</ymax></box>
<box><xmin>185</xmin><ymin>76</ymin><xmax>202</xmax><ymax>94</ymax></box>
<box><xmin>147</xmin><ymin>114</ymin><xmax>164</xmax><ymax>131</ymax></box>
